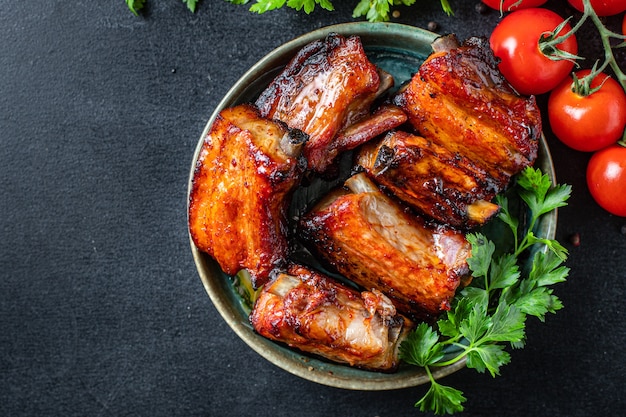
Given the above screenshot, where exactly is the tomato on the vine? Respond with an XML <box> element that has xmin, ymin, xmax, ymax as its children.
<box><xmin>481</xmin><ymin>0</ymin><xmax>547</xmax><ymax>12</ymax></box>
<box><xmin>489</xmin><ymin>8</ymin><xmax>578</xmax><ymax>96</ymax></box>
<box><xmin>567</xmin><ymin>0</ymin><xmax>626</xmax><ymax>16</ymax></box>
<box><xmin>548</xmin><ymin>69</ymin><xmax>626</xmax><ymax>152</ymax></box>
<box><xmin>587</xmin><ymin>145</ymin><xmax>626</xmax><ymax>216</ymax></box>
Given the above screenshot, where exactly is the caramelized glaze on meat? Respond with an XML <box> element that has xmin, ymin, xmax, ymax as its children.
<box><xmin>356</xmin><ymin>130</ymin><xmax>500</xmax><ymax>228</ymax></box>
<box><xmin>394</xmin><ymin>35</ymin><xmax>541</xmax><ymax>184</ymax></box>
<box><xmin>188</xmin><ymin>104</ymin><xmax>307</xmax><ymax>288</ymax></box>
<box><xmin>298</xmin><ymin>173</ymin><xmax>471</xmax><ymax>320</ymax></box>
<box><xmin>250</xmin><ymin>263</ymin><xmax>407</xmax><ymax>371</ymax></box>
<box><xmin>256</xmin><ymin>33</ymin><xmax>397</xmax><ymax>173</ymax></box>
<box><xmin>334</xmin><ymin>104</ymin><xmax>408</xmax><ymax>152</ymax></box>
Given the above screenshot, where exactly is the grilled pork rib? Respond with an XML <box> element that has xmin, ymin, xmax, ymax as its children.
<box><xmin>250</xmin><ymin>263</ymin><xmax>407</xmax><ymax>371</ymax></box>
<box><xmin>256</xmin><ymin>33</ymin><xmax>400</xmax><ymax>174</ymax></box>
<box><xmin>356</xmin><ymin>130</ymin><xmax>500</xmax><ymax>228</ymax></box>
<box><xmin>188</xmin><ymin>104</ymin><xmax>307</xmax><ymax>288</ymax></box>
<box><xmin>394</xmin><ymin>35</ymin><xmax>541</xmax><ymax>185</ymax></box>
<box><xmin>299</xmin><ymin>173</ymin><xmax>471</xmax><ymax>320</ymax></box>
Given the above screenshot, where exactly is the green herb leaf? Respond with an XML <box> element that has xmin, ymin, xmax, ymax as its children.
<box><xmin>489</xmin><ymin>253</ymin><xmax>520</xmax><ymax>291</ymax></box>
<box><xmin>415</xmin><ymin>380</ymin><xmax>466</xmax><ymax>415</ymax></box>
<box><xmin>352</xmin><ymin>0</ymin><xmax>391</xmax><ymax>22</ymax></box>
<box><xmin>485</xmin><ymin>302</ymin><xmax>526</xmax><ymax>343</ymax></box>
<box><xmin>244</xmin><ymin>0</ymin><xmax>334</xmax><ymax>14</ymax></box>
<box><xmin>126</xmin><ymin>0</ymin><xmax>146</xmax><ymax>15</ymax></box>
<box><xmin>438</xmin><ymin>296</ymin><xmax>475</xmax><ymax>338</ymax></box>
<box><xmin>514</xmin><ymin>287</ymin><xmax>563</xmax><ymax>321</ymax></box>
<box><xmin>459</xmin><ymin>303</ymin><xmax>490</xmax><ymax>344</ymax></box>
<box><xmin>249</xmin><ymin>0</ymin><xmax>286</xmax><ymax>13</ymax></box>
<box><xmin>517</xmin><ymin>167</ymin><xmax>572</xmax><ymax>219</ymax></box>
<box><xmin>466</xmin><ymin>233</ymin><xmax>494</xmax><ymax>279</ymax></box>
<box><xmin>182</xmin><ymin>0</ymin><xmax>199</xmax><ymax>12</ymax></box>
<box><xmin>458</xmin><ymin>287</ymin><xmax>488</xmax><ymax>315</ymax></box>
<box><xmin>466</xmin><ymin>343</ymin><xmax>510</xmax><ymax>376</ymax></box>
<box><xmin>399</xmin><ymin>322</ymin><xmax>444</xmax><ymax>367</ymax></box>
<box><xmin>288</xmin><ymin>0</ymin><xmax>334</xmax><ymax>13</ymax></box>
<box><xmin>227</xmin><ymin>0</ymin><xmax>452</xmax><ymax>21</ymax></box>
<box><xmin>526</xmin><ymin>233</ymin><xmax>569</xmax><ymax>262</ymax></box>
<box><xmin>530</xmin><ymin>251</ymin><xmax>570</xmax><ymax>287</ymax></box>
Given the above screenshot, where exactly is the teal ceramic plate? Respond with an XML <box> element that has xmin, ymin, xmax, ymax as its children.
<box><xmin>187</xmin><ymin>22</ymin><xmax>556</xmax><ymax>390</ymax></box>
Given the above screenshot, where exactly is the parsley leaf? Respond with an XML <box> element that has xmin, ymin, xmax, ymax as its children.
<box><xmin>466</xmin><ymin>233</ymin><xmax>494</xmax><ymax>279</ymax></box>
<box><xmin>353</xmin><ymin>0</ymin><xmax>449</xmax><ymax>22</ymax></box>
<box><xmin>489</xmin><ymin>253</ymin><xmax>520</xmax><ymax>291</ymax></box>
<box><xmin>226</xmin><ymin>0</ymin><xmax>453</xmax><ymax>22</ymax></box>
<box><xmin>415</xmin><ymin>380</ymin><xmax>466</xmax><ymax>415</ymax></box>
<box><xmin>466</xmin><ymin>343</ymin><xmax>510</xmax><ymax>376</ymax></box>
<box><xmin>129</xmin><ymin>0</ymin><xmax>454</xmax><ymax>20</ymax></box>
<box><xmin>182</xmin><ymin>0</ymin><xmax>200</xmax><ymax>12</ymax></box>
<box><xmin>244</xmin><ymin>0</ymin><xmax>334</xmax><ymax>14</ymax></box>
<box><xmin>400</xmin><ymin>322</ymin><xmax>445</xmax><ymax>367</ymax></box>
<box><xmin>126</xmin><ymin>0</ymin><xmax>146</xmax><ymax>15</ymax></box>
<box><xmin>400</xmin><ymin>167</ymin><xmax>570</xmax><ymax>414</ymax></box>
<box><xmin>438</xmin><ymin>297</ymin><xmax>474</xmax><ymax>338</ymax></box>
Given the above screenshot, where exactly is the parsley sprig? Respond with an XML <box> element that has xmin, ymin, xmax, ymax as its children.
<box><xmin>127</xmin><ymin>0</ymin><xmax>453</xmax><ymax>21</ymax></box>
<box><xmin>399</xmin><ymin>167</ymin><xmax>571</xmax><ymax>415</ymax></box>
<box><xmin>226</xmin><ymin>0</ymin><xmax>453</xmax><ymax>22</ymax></box>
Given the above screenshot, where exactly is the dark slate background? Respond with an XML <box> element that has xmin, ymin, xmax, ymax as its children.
<box><xmin>2</xmin><ymin>1</ymin><xmax>625</xmax><ymax>416</ymax></box>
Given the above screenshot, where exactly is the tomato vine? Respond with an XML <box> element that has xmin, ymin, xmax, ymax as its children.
<box><xmin>548</xmin><ymin>0</ymin><xmax>626</xmax><ymax>92</ymax></box>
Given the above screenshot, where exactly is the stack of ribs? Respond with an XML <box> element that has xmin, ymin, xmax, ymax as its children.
<box><xmin>357</xmin><ymin>35</ymin><xmax>540</xmax><ymax>228</ymax></box>
<box><xmin>188</xmin><ymin>32</ymin><xmax>541</xmax><ymax>372</ymax></box>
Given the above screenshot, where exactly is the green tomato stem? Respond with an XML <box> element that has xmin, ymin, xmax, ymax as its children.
<box><xmin>539</xmin><ymin>0</ymin><xmax>625</xmax><ymax>92</ymax></box>
<box><xmin>583</xmin><ymin>0</ymin><xmax>626</xmax><ymax>91</ymax></box>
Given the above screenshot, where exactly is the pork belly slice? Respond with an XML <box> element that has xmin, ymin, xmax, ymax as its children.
<box><xmin>299</xmin><ymin>173</ymin><xmax>471</xmax><ymax>320</ymax></box>
<box><xmin>356</xmin><ymin>130</ymin><xmax>500</xmax><ymax>228</ymax></box>
<box><xmin>250</xmin><ymin>263</ymin><xmax>407</xmax><ymax>372</ymax></box>
<box><xmin>188</xmin><ymin>104</ymin><xmax>307</xmax><ymax>288</ymax></box>
<box><xmin>256</xmin><ymin>33</ymin><xmax>397</xmax><ymax>173</ymax></box>
<box><xmin>393</xmin><ymin>35</ymin><xmax>541</xmax><ymax>183</ymax></box>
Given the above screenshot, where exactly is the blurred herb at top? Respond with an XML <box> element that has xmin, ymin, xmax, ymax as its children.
<box><xmin>127</xmin><ymin>0</ymin><xmax>453</xmax><ymax>22</ymax></box>
<box><xmin>229</xmin><ymin>0</ymin><xmax>453</xmax><ymax>21</ymax></box>
<box><xmin>126</xmin><ymin>0</ymin><xmax>199</xmax><ymax>15</ymax></box>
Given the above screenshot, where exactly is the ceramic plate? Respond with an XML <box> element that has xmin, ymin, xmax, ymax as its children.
<box><xmin>187</xmin><ymin>22</ymin><xmax>556</xmax><ymax>390</ymax></box>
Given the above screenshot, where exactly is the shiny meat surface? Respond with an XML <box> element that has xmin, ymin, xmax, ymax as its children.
<box><xmin>393</xmin><ymin>35</ymin><xmax>541</xmax><ymax>183</ymax></box>
<box><xmin>334</xmin><ymin>104</ymin><xmax>407</xmax><ymax>152</ymax></box>
<box><xmin>250</xmin><ymin>263</ymin><xmax>407</xmax><ymax>371</ymax></box>
<box><xmin>255</xmin><ymin>33</ymin><xmax>394</xmax><ymax>173</ymax></box>
<box><xmin>188</xmin><ymin>104</ymin><xmax>307</xmax><ymax>288</ymax></box>
<box><xmin>356</xmin><ymin>130</ymin><xmax>500</xmax><ymax>228</ymax></box>
<box><xmin>298</xmin><ymin>173</ymin><xmax>471</xmax><ymax>320</ymax></box>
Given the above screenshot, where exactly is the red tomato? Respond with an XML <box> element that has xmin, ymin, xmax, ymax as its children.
<box><xmin>548</xmin><ymin>70</ymin><xmax>626</xmax><ymax>152</ymax></box>
<box><xmin>587</xmin><ymin>145</ymin><xmax>626</xmax><ymax>216</ymax></box>
<box><xmin>489</xmin><ymin>8</ymin><xmax>578</xmax><ymax>95</ymax></box>
<box><xmin>481</xmin><ymin>0</ymin><xmax>548</xmax><ymax>12</ymax></box>
<box><xmin>567</xmin><ymin>0</ymin><xmax>626</xmax><ymax>16</ymax></box>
